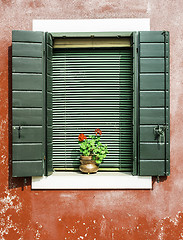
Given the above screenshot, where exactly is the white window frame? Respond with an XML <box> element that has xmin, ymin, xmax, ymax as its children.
<box><xmin>32</xmin><ymin>18</ymin><xmax>152</xmax><ymax>189</ymax></box>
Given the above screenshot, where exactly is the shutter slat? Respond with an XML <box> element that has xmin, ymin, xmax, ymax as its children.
<box><xmin>12</xmin><ymin>42</ymin><xmax>43</xmax><ymax>57</ymax></box>
<box><xmin>52</xmin><ymin>48</ymin><xmax>133</xmax><ymax>171</ymax></box>
<box><xmin>13</xmin><ymin>144</ymin><xmax>42</xmax><ymax>160</ymax></box>
<box><xmin>12</xmin><ymin>73</ymin><xmax>43</xmax><ymax>90</ymax></box>
<box><xmin>12</xmin><ymin>57</ymin><xmax>43</xmax><ymax>73</ymax></box>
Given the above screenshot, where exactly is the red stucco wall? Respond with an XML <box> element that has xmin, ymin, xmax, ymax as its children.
<box><xmin>0</xmin><ymin>0</ymin><xmax>183</xmax><ymax>239</ymax></box>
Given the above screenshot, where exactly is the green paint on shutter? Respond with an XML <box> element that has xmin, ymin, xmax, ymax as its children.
<box><xmin>138</xmin><ymin>31</ymin><xmax>170</xmax><ymax>176</ymax></box>
<box><xmin>13</xmin><ymin>162</ymin><xmax>43</xmax><ymax>177</ymax></box>
<box><xmin>13</xmin><ymin>109</ymin><xmax>42</xmax><ymax>126</ymax></box>
<box><xmin>140</xmin><ymin>74</ymin><xmax>166</xmax><ymax>90</ymax></box>
<box><xmin>140</xmin><ymin>108</ymin><xmax>165</xmax><ymax>124</ymax></box>
<box><xmin>13</xmin><ymin>144</ymin><xmax>42</xmax><ymax>160</ymax></box>
<box><xmin>140</xmin><ymin>92</ymin><xmax>165</xmax><ymax>107</ymax></box>
<box><xmin>140</xmin><ymin>43</ymin><xmax>169</xmax><ymax>57</ymax></box>
<box><xmin>13</xmin><ymin>30</ymin><xmax>43</xmax><ymax>42</ymax></box>
<box><xmin>46</xmin><ymin>33</ymin><xmax>53</xmax><ymax>175</ymax></box>
<box><xmin>132</xmin><ymin>32</ymin><xmax>138</xmax><ymax>175</ymax></box>
<box><xmin>12</xmin><ymin>30</ymin><xmax>45</xmax><ymax>177</ymax></box>
<box><xmin>140</xmin><ymin>59</ymin><xmax>165</xmax><ymax>73</ymax></box>
<box><xmin>51</xmin><ymin>48</ymin><xmax>133</xmax><ymax>171</ymax></box>
<box><xmin>13</xmin><ymin>92</ymin><xmax>43</xmax><ymax>107</ymax></box>
<box><xmin>12</xmin><ymin>57</ymin><xmax>42</xmax><ymax>73</ymax></box>
<box><xmin>12</xmin><ymin>42</ymin><xmax>43</xmax><ymax>57</ymax></box>
<box><xmin>12</xmin><ymin>74</ymin><xmax>43</xmax><ymax>90</ymax></box>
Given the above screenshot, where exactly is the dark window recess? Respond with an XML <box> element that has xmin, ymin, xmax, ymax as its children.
<box><xmin>51</xmin><ymin>48</ymin><xmax>133</xmax><ymax>171</ymax></box>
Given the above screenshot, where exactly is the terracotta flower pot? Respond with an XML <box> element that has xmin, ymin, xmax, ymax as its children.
<box><xmin>79</xmin><ymin>156</ymin><xmax>99</xmax><ymax>174</ymax></box>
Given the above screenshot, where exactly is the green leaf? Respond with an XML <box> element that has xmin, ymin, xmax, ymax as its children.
<box><xmin>96</xmin><ymin>160</ymin><xmax>102</xmax><ymax>164</ymax></box>
<box><xmin>90</xmin><ymin>140</ymin><xmax>95</xmax><ymax>145</ymax></box>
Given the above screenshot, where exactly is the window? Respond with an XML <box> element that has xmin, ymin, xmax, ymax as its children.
<box><xmin>50</xmin><ymin>36</ymin><xmax>133</xmax><ymax>172</ymax></box>
<box><xmin>12</xmin><ymin>30</ymin><xmax>170</xmax><ymax>179</ymax></box>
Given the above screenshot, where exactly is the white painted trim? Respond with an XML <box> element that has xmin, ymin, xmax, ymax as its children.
<box><xmin>32</xmin><ymin>18</ymin><xmax>151</xmax><ymax>190</ymax></box>
<box><xmin>32</xmin><ymin>172</ymin><xmax>152</xmax><ymax>189</ymax></box>
<box><xmin>33</xmin><ymin>18</ymin><xmax>150</xmax><ymax>32</ymax></box>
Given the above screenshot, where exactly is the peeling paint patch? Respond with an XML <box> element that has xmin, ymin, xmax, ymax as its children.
<box><xmin>0</xmin><ymin>215</ymin><xmax>21</xmax><ymax>240</ymax></box>
<box><xmin>59</xmin><ymin>211</ymin><xmax>183</xmax><ymax>240</ymax></box>
<box><xmin>0</xmin><ymin>189</ymin><xmax>22</xmax><ymax>214</ymax></box>
<box><xmin>100</xmin><ymin>218</ymin><xmax>107</xmax><ymax>237</ymax></box>
<box><xmin>1</xmin><ymin>155</ymin><xmax>6</xmax><ymax>165</ymax></box>
<box><xmin>0</xmin><ymin>189</ymin><xmax>23</xmax><ymax>239</ymax></box>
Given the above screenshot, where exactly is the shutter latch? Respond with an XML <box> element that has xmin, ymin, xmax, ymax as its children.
<box><xmin>18</xmin><ymin>125</ymin><xmax>22</xmax><ymax>139</ymax></box>
<box><xmin>153</xmin><ymin>125</ymin><xmax>166</xmax><ymax>144</ymax></box>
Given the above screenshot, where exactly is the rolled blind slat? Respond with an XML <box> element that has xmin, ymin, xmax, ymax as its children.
<box><xmin>52</xmin><ymin>48</ymin><xmax>133</xmax><ymax>170</ymax></box>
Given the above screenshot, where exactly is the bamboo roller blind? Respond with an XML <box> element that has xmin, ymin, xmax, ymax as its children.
<box><xmin>53</xmin><ymin>37</ymin><xmax>131</xmax><ymax>49</ymax></box>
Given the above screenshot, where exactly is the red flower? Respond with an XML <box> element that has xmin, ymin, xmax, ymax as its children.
<box><xmin>78</xmin><ymin>133</ymin><xmax>87</xmax><ymax>142</ymax></box>
<box><xmin>95</xmin><ymin>128</ymin><xmax>102</xmax><ymax>136</ymax></box>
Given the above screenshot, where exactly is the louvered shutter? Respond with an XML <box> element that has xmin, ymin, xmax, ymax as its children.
<box><xmin>138</xmin><ymin>31</ymin><xmax>170</xmax><ymax>176</ymax></box>
<box><xmin>52</xmin><ymin>48</ymin><xmax>133</xmax><ymax>171</ymax></box>
<box><xmin>12</xmin><ymin>30</ymin><xmax>45</xmax><ymax>177</ymax></box>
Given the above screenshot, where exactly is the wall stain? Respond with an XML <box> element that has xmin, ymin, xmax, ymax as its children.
<box><xmin>29</xmin><ymin>0</ymin><xmax>45</xmax><ymax>8</ymax></box>
<box><xmin>56</xmin><ymin>212</ymin><xmax>183</xmax><ymax>240</ymax></box>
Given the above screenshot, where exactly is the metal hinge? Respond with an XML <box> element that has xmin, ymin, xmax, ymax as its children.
<box><xmin>136</xmin><ymin>48</ymin><xmax>138</xmax><ymax>53</ymax></box>
<box><xmin>44</xmin><ymin>155</ymin><xmax>46</xmax><ymax>161</ymax></box>
<box><xmin>162</xmin><ymin>31</ymin><xmax>168</xmax><ymax>37</ymax></box>
<box><xmin>153</xmin><ymin>125</ymin><xmax>166</xmax><ymax>145</ymax></box>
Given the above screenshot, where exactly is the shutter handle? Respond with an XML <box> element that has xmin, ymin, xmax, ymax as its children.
<box><xmin>18</xmin><ymin>125</ymin><xmax>22</xmax><ymax>139</ymax></box>
<box><xmin>153</xmin><ymin>125</ymin><xmax>166</xmax><ymax>144</ymax></box>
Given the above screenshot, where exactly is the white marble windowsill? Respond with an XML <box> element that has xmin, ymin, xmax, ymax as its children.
<box><xmin>32</xmin><ymin>172</ymin><xmax>152</xmax><ymax>190</ymax></box>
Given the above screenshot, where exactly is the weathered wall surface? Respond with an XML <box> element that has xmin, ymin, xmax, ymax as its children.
<box><xmin>0</xmin><ymin>0</ymin><xmax>183</xmax><ymax>239</ymax></box>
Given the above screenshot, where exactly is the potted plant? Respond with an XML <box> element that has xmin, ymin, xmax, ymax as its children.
<box><xmin>78</xmin><ymin>129</ymin><xmax>109</xmax><ymax>173</ymax></box>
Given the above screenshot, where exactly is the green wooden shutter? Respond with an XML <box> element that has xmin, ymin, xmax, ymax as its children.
<box><xmin>46</xmin><ymin>33</ymin><xmax>53</xmax><ymax>175</ymax></box>
<box><xmin>52</xmin><ymin>48</ymin><xmax>133</xmax><ymax>171</ymax></box>
<box><xmin>12</xmin><ymin>30</ymin><xmax>45</xmax><ymax>177</ymax></box>
<box><xmin>138</xmin><ymin>31</ymin><xmax>170</xmax><ymax>176</ymax></box>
